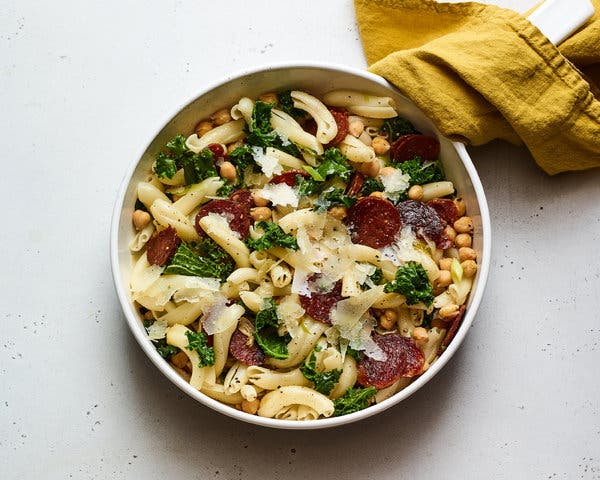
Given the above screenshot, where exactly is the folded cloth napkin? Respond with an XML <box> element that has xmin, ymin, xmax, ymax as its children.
<box><xmin>354</xmin><ymin>0</ymin><xmax>600</xmax><ymax>174</ymax></box>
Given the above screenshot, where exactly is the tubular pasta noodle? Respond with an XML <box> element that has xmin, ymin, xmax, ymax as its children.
<box><xmin>198</xmin><ymin>215</ymin><xmax>250</xmax><ymax>268</ymax></box>
<box><xmin>269</xmin><ymin>264</ymin><xmax>292</xmax><ymax>288</ymax></box>
<box><xmin>137</xmin><ymin>182</ymin><xmax>171</xmax><ymax>210</ymax></box>
<box><xmin>223</xmin><ymin>362</ymin><xmax>250</xmax><ymax>395</ymax></box>
<box><xmin>422</xmin><ymin>327</ymin><xmax>447</xmax><ymax>364</ymax></box>
<box><xmin>150</xmin><ymin>198</ymin><xmax>199</xmax><ymax>242</ymax></box>
<box><xmin>129</xmin><ymin>222</ymin><xmax>155</xmax><ymax>252</ymax></box>
<box><xmin>348</xmin><ymin>115</ymin><xmax>384</xmax><ymax>129</ymax></box>
<box><xmin>358</xmin><ymin>130</ymin><xmax>372</xmax><ymax>146</ymax></box>
<box><xmin>277</xmin><ymin>208</ymin><xmax>327</xmax><ymax>235</ymax></box>
<box><xmin>156</xmin><ymin>169</ymin><xmax>186</xmax><ymax>187</ymax></box>
<box><xmin>157</xmin><ymin>301</ymin><xmax>204</xmax><ymax>326</ymax></box>
<box><xmin>421</xmin><ymin>181</ymin><xmax>455</xmax><ymax>202</ymax></box>
<box><xmin>267</xmin><ymin>317</ymin><xmax>327</xmax><ymax>369</ymax></box>
<box><xmin>434</xmin><ymin>276</ymin><xmax>473</xmax><ymax>308</ymax></box>
<box><xmin>240</xmin><ymin>385</ymin><xmax>261</xmax><ymax>402</ymax></box>
<box><xmin>265</xmin><ymin>147</ymin><xmax>306</xmax><ymax>169</ymax></box>
<box><xmin>201</xmin><ymin>383</ymin><xmax>244</xmax><ymax>405</ymax></box>
<box><xmin>227</xmin><ymin>267</ymin><xmax>262</xmax><ymax>285</ymax></box>
<box><xmin>270</xmin><ymin>108</ymin><xmax>323</xmax><ymax>155</ymax></box>
<box><xmin>239</xmin><ymin>291</ymin><xmax>264</xmax><ymax>313</ymax></box>
<box><xmin>230</xmin><ymin>97</ymin><xmax>254</xmax><ymax>124</ymax></box>
<box><xmin>166</xmin><ymin>324</ymin><xmax>211</xmax><ymax>390</ymax></box>
<box><xmin>330</xmin><ymin>356</ymin><xmax>358</xmax><ymax>400</ymax></box>
<box><xmin>172</xmin><ymin>177</ymin><xmax>224</xmax><ymax>215</ymax></box>
<box><xmin>291</xmin><ymin>90</ymin><xmax>337</xmax><ymax>144</ymax></box>
<box><xmin>372</xmin><ymin>293</ymin><xmax>405</xmax><ymax>309</ymax></box>
<box><xmin>186</xmin><ymin>119</ymin><xmax>246</xmax><ymax>154</ymax></box>
<box><xmin>314</xmin><ymin>347</ymin><xmax>343</xmax><ymax>372</ymax></box>
<box><xmin>322</xmin><ymin>90</ymin><xmax>398</xmax><ymax>118</ymax></box>
<box><xmin>246</xmin><ymin>366</ymin><xmax>310</xmax><ymax>390</ymax></box>
<box><xmin>212</xmin><ymin>304</ymin><xmax>244</xmax><ymax>376</ymax></box>
<box><xmin>130</xmin><ymin>252</ymin><xmax>164</xmax><ymax>294</ymax></box>
<box><xmin>374</xmin><ymin>378</ymin><xmax>412</xmax><ymax>403</ymax></box>
<box><xmin>338</xmin><ymin>135</ymin><xmax>376</xmax><ymax>163</ymax></box>
<box><xmin>257</xmin><ymin>386</ymin><xmax>334</xmax><ymax>419</ymax></box>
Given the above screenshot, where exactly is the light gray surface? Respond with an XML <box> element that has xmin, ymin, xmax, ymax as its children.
<box><xmin>1</xmin><ymin>0</ymin><xmax>599</xmax><ymax>478</ymax></box>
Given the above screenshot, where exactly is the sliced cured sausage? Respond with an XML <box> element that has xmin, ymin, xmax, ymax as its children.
<box><xmin>427</xmin><ymin>198</ymin><xmax>458</xmax><ymax>225</ymax></box>
<box><xmin>194</xmin><ymin>199</ymin><xmax>251</xmax><ymax>239</ymax></box>
<box><xmin>391</xmin><ymin>134</ymin><xmax>440</xmax><ymax>163</ymax></box>
<box><xmin>356</xmin><ymin>334</ymin><xmax>425</xmax><ymax>389</ymax></box>
<box><xmin>437</xmin><ymin>305</ymin><xmax>466</xmax><ymax>356</ymax></box>
<box><xmin>299</xmin><ymin>280</ymin><xmax>344</xmax><ymax>325</ymax></box>
<box><xmin>146</xmin><ymin>226</ymin><xmax>181</xmax><ymax>266</ymax></box>
<box><xmin>270</xmin><ymin>170</ymin><xmax>309</xmax><ymax>187</ymax></box>
<box><xmin>344</xmin><ymin>171</ymin><xmax>364</xmax><ymax>197</ymax></box>
<box><xmin>229</xmin><ymin>326</ymin><xmax>266</xmax><ymax>366</ymax></box>
<box><xmin>327</xmin><ymin>108</ymin><xmax>349</xmax><ymax>147</ymax></box>
<box><xmin>345</xmin><ymin>196</ymin><xmax>401</xmax><ymax>249</ymax></box>
<box><xmin>229</xmin><ymin>189</ymin><xmax>254</xmax><ymax>213</ymax></box>
<box><xmin>397</xmin><ymin>199</ymin><xmax>447</xmax><ymax>247</ymax></box>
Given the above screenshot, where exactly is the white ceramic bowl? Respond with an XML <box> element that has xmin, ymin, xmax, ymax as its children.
<box><xmin>110</xmin><ymin>62</ymin><xmax>491</xmax><ymax>429</ymax></box>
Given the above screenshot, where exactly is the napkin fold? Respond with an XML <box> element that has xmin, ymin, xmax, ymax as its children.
<box><xmin>354</xmin><ymin>0</ymin><xmax>600</xmax><ymax>174</ymax></box>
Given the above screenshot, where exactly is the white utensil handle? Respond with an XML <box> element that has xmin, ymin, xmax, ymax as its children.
<box><xmin>527</xmin><ymin>0</ymin><xmax>595</xmax><ymax>45</ymax></box>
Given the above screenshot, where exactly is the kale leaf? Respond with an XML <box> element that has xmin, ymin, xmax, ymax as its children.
<box><xmin>297</xmin><ymin>147</ymin><xmax>353</xmax><ymax>198</ymax></box>
<box><xmin>163</xmin><ymin>242</ymin><xmax>234</xmax><ymax>281</ymax></box>
<box><xmin>254</xmin><ymin>299</ymin><xmax>290</xmax><ymax>359</ymax></box>
<box><xmin>384</xmin><ymin>261</ymin><xmax>434</xmax><ymax>306</ymax></box>
<box><xmin>333</xmin><ymin>386</ymin><xmax>377</xmax><ymax>416</ymax></box>
<box><xmin>313</xmin><ymin>187</ymin><xmax>357</xmax><ymax>212</ymax></box>
<box><xmin>396</xmin><ymin>157</ymin><xmax>445</xmax><ymax>186</ymax></box>
<box><xmin>228</xmin><ymin>144</ymin><xmax>258</xmax><ymax>185</ymax></box>
<box><xmin>380</xmin><ymin>117</ymin><xmax>418</xmax><ymax>142</ymax></box>
<box><xmin>277</xmin><ymin>90</ymin><xmax>305</xmax><ymax>119</ymax></box>
<box><xmin>246</xmin><ymin>101</ymin><xmax>300</xmax><ymax>157</ymax></box>
<box><xmin>361</xmin><ymin>267</ymin><xmax>383</xmax><ymax>289</ymax></box>
<box><xmin>185</xmin><ymin>330</ymin><xmax>215</xmax><ymax>367</ymax></box>
<box><xmin>246</xmin><ymin>221</ymin><xmax>299</xmax><ymax>251</ymax></box>
<box><xmin>182</xmin><ymin>148</ymin><xmax>218</xmax><ymax>185</ymax></box>
<box><xmin>154</xmin><ymin>153</ymin><xmax>178</xmax><ymax>179</ymax></box>
<box><xmin>153</xmin><ymin>134</ymin><xmax>219</xmax><ymax>184</ymax></box>
<box><xmin>359</xmin><ymin>177</ymin><xmax>384</xmax><ymax>196</ymax></box>
<box><xmin>300</xmin><ymin>351</ymin><xmax>342</xmax><ymax>395</ymax></box>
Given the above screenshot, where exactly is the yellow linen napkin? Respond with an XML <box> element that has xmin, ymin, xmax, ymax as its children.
<box><xmin>354</xmin><ymin>0</ymin><xmax>600</xmax><ymax>174</ymax></box>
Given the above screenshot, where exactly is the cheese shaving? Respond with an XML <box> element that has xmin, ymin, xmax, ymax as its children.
<box><xmin>258</xmin><ymin>183</ymin><xmax>300</xmax><ymax>207</ymax></box>
<box><xmin>252</xmin><ymin>146</ymin><xmax>283</xmax><ymax>178</ymax></box>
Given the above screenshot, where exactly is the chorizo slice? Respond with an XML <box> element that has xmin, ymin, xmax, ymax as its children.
<box><xmin>396</xmin><ymin>199</ymin><xmax>447</xmax><ymax>247</ymax></box>
<box><xmin>299</xmin><ymin>280</ymin><xmax>344</xmax><ymax>325</ymax></box>
<box><xmin>270</xmin><ymin>170</ymin><xmax>309</xmax><ymax>187</ymax></box>
<box><xmin>194</xmin><ymin>199</ymin><xmax>251</xmax><ymax>239</ymax></box>
<box><xmin>229</xmin><ymin>326</ymin><xmax>266</xmax><ymax>366</ymax></box>
<box><xmin>356</xmin><ymin>333</ymin><xmax>425</xmax><ymax>389</ymax></box>
<box><xmin>427</xmin><ymin>198</ymin><xmax>458</xmax><ymax>225</ymax></box>
<box><xmin>344</xmin><ymin>171</ymin><xmax>364</xmax><ymax>197</ymax></box>
<box><xmin>391</xmin><ymin>134</ymin><xmax>440</xmax><ymax>163</ymax></box>
<box><xmin>229</xmin><ymin>189</ymin><xmax>254</xmax><ymax>214</ymax></box>
<box><xmin>437</xmin><ymin>305</ymin><xmax>466</xmax><ymax>356</ymax></box>
<box><xmin>345</xmin><ymin>196</ymin><xmax>401</xmax><ymax>249</ymax></box>
<box><xmin>326</xmin><ymin>108</ymin><xmax>350</xmax><ymax>147</ymax></box>
<box><xmin>146</xmin><ymin>226</ymin><xmax>180</xmax><ymax>266</ymax></box>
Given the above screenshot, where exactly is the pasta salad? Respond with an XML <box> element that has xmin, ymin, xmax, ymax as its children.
<box><xmin>129</xmin><ymin>89</ymin><xmax>478</xmax><ymax>420</ymax></box>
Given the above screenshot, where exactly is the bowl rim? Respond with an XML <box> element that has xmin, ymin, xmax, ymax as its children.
<box><xmin>110</xmin><ymin>60</ymin><xmax>492</xmax><ymax>430</ymax></box>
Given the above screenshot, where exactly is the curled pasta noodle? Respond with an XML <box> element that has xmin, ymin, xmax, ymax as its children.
<box><xmin>338</xmin><ymin>135</ymin><xmax>376</xmax><ymax>163</ymax></box>
<box><xmin>227</xmin><ymin>267</ymin><xmax>262</xmax><ymax>285</ymax></box>
<box><xmin>129</xmin><ymin>222</ymin><xmax>155</xmax><ymax>252</ymax></box>
<box><xmin>267</xmin><ymin>317</ymin><xmax>328</xmax><ymax>369</ymax></box>
<box><xmin>315</xmin><ymin>347</ymin><xmax>344</xmax><ymax>372</ymax></box>
<box><xmin>291</xmin><ymin>90</ymin><xmax>337</xmax><ymax>144</ymax></box>
<box><xmin>156</xmin><ymin>168</ymin><xmax>186</xmax><ymax>187</ymax></box>
<box><xmin>421</xmin><ymin>181</ymin><xmax>455</xmax><ymax>202</ymax></box>
<box><xmin>150</xmin><ymin>198</ymin><xmax>199</xmax><ymax>242</ymax></box>
<box><xmin>137</xmin><ymin>182</ymin><xmax>170</xmax><ymax>210</ymax></box>
<box><xmin>172</xmin><ymin>177</ymin><xmax>224</xmax><ymax>215</ymax></box>
<box><xmin>374</xmin><ymin>378</ymin><xmax>412</xmax><ymax>403</ymax></box>
<box><xmin>270</xmin><ymin>108</ymin><xmax>323</xmax><ymax>155</ymax></box>
<box><xmin>247</xmin><ymin>366</ymin><xmax>310</xmax><ymax>390</ymax></box>
<box><xmin>230</xmin><ymin>97</ymin><xmax>254</xmax><ymax>124</ymax></box>
<box><xmin>239</xmin><ymin>291</ymin><xmax>264</xmax><ymax>313</ymax></box>
<box><xmin>434</xmin><ymin>276</ymin><xmax>473</xmax><ymax>308</ymax></box>
<box><xmin>330</xmin><ymin>356</ymin><xmax>358</xmax><ymax>400</ymax></box>
<box><xmin>372</xmin><ymin>293</ymin><xmax>405</xmax><ymax>309</ymax></box>
<box><xmin>186</xmin><ymin>119</ymin><xmax>246</xmax><ymax>153</ymax></box>
<box><xmin>323</xmin><ymin>90</ymin><xmax>398</xmax><ymax>118</ymax></box>
<box><xmin>197</xmin><ymin>215</ymin><xmax>251</xmax><ymax>268</ymax></box>
<box><xmin>157</xmin><ymin>301</ymin><xmax>204</xmax><ymax>326</ymax></box>
<box><xmin>348</xmin><ymin>115</ymin><xmax>384</xmax><ymax>129</ymax></box>
<box><xmin>212</xmin><ymin>304</ymin><xmax>244</xmax><ymax>376</ymax></box>
<box><xmin>257</xmin><ymin>386</ymin><xmax>334</xmax><ymax>419</ymax></box>
<box><xmin>269</xmin><ymin>264</ymin><xmax>292</xmax><ymax>288</ymax></box>
<box><xmin>265</xmin><ymin>147</ymin><xmax>305</xmax><ymax>169</ymax></box>
<box><xmin>421</xmin><ymin>327</ymin><xmax>447</xmax><ymax>364</ymax></box>
<box><xmin>223</xmin><ymin>362</ymin><xmax>250</xmax><ymax>395</ymax></box>
<box><xmin>201</xmin><ymin>383</ymin><xmax>244</xmax><ymax>405</ymax></box>
<box><xmin>240</xmin><ymin>385</ymin><xmax>261</xmax><ymax>402</ymax></box>
<box><xmin>166</xmin><ymin>324</ymin><xmax>211</xmax><ymax>390</ymax></box>
<box><xmin>130</xmin><ymin>252</ymin><xmax>164</xmax><ymax>295</ymax></box>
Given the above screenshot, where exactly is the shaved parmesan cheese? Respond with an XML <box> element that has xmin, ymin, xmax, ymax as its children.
<box><xmin>291</xmin><ymin>268</ymin><xmax>312</xmax><ymax>296</ymax></box>
<box><xmin>379</xmin><ymin>169</ymin><xmax>410</xmax><ymax>201</ymax></box>
<box><xmin>252</xmin><ymin>146</ymin><xmax>283</xmax><ymax>178</ymax></box>
<box><xmin>258</xmin><ymin>183</ymin><xmax>299</xmax><ymax>207</ymax></box>
<box><xmin>147</xmin><ymin>318</ymin><xmax>168</xmax><ymax>340</ymax></box>
<box><xmin>200</xmin><ymin>295</ymin><xmax>229</xmax><ymax>335</ymax></box>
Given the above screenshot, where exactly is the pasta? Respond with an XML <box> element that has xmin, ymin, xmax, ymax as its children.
<box><xmin>130</xmin><ymin>88</ymin><xmax>479</xmax><ymax>421</ymax></box>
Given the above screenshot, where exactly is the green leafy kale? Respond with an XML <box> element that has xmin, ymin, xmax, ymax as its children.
<box><xmin>313</xmin><ymin>187</ymin><xmax>358</xmax><ymax>212</ymax></box>
<box><xmin>359</xmin><ymin>177</ymin><xmax>384</xmax><ymax>196</ymax></box>
<box><xmin>154</xmin><ymin>339</ymin><xmax>180</xmax><ymax>359</ymax></box>
<box><xmin>277</xmin><ymin>90</ymin><xmax>305</xmax><ymax>119</ymax></box>
<box><xmin>346</xmin><ymin>347</ymin><xmax>362</xmax><ymax>362</ymax></box>
<box><xmin>380</xmin><ymin>117</ymin><xmax>418</xmax><ymax>142</ymax></box>
<box><xmin>421</xmin><ymin>310</ymin><xmax>435</xmax><ymax>329</ymax></box>
<box><xmin>254</xmin><ymin>299</ymin><xmax>290</xmax><ymax>359</ymax></box>
<box><xmin>154</xmin><ymin>153</ymin><xmax>178</xmax><ymax>179</ymax></box>
<box><xmin>333</xmin><ymin>386</ymin><xmax>377</xmax><ymax>416</ymax></box>
<box><xmin>163</xmin><ymin>242</ymin><xmax>234</xmax><ymax>281</ymax></box>
<box><xmin>297</xmin><ymin>148</ymin><xmax>353</xmax><ymax>198</ymax></box>
<box><xmin>361</xmin><ymin>267</ymin><xmax>383</xmax><ymax>289</ymax></box>
<box><xmin>185</xmin><ymin>330</ymin><xmax>215</xmax><ymax>367</ymax></box>
<box><xmin>384</xmin><ymin>261</ymin><xmax>434</xmax><ymax>306</ymax></box>
<box><xmin>246</xmin><ymin>101</ymin><xmax>300</xmax><ymax>157</ymax></box>
<box><xmin>246</xmin><ymin>221</ymin><xmax>299</xmax><ymax>251</ymax></box>
<box><xmin>300</xmin><ymin>351</ymin><xmax>342</xmax><ymax>395</ymax></box>
<box><xmin>182</xmin><ymin>148</ymin><xmax>218</xmax><ymax>185</ymax></box>
<box><xmin>396</xmin><ymin>157</ymin><xmax>445</xmax><ymax>186</ymax></box>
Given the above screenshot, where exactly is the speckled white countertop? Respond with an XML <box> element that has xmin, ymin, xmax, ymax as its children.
<box><xmin>2</xmin><ymin>0</ymin><xmax>599</xmax><ymax>478</ymax></box>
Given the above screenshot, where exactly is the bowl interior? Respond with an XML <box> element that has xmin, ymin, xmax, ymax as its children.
<box><xmin>111</xmin><ymin>63</ymin><xmax>490</xmax><ymax>429</ymax></box>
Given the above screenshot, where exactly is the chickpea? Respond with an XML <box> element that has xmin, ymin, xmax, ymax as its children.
<box><xmin>444</xmin><ymin>225</ymin><xmax>457</xmax><ymax>243</ymax></box>
<box><xmin>132</xmin><ymin>209</ymin><xmax>151</xmax><ymax>230</ymax></box>
<box><xmin>241</xmin><ymin>398</ymin><xmax>260</xmax><ymax>415</ymax></box>
<box><xmin>349</xmin><ymin>119</ymin><xmax>365</xmax><ymax>137</ymax></box>
<box><xmin>329</xmin><ymin>206</ymin><xmax>347</xmax><ymax>220</ymax></box>
<box><xmin>439</xmin><ymin>304</ymin><xmax>460</xmax><ymax>320</ymax></box>
<box><xmin>453</xmin><ymin>216</ymin><xmax>473</xmax><ymax>234</ymax></box>
<box><xmin>371</xmin><ymin>136</ymin><xmax>391</xmax><ymax>155</ymax></box>
<box><xmin>378</xmin><ymin>166</ymin><xmax>396</xmax><ymax>177</ymax></box>
<box><xmin>194</xmin><ymin>120</ymin><xmax>213</xmax><ymax>137</ymax></box>
<box><xmin>210</xmin><ymin>108</ymin><xmax>231</xmax><ymax>126</ymax></box>
<box><xmin>252</xmin><ymin>191</ymin><xmax>270</xmax><ymax>207</ymax></box>
<box><xmin>408</xmin><ymin>185</ymin><xmax>424</xmax><ymax>201</ymax></box>
<box><xmin>461</xmin><ymin>259</ymin><xmax>478</xmax><ymax>278</ymax></box>
<box><xmin>439</xmin><ymin>258</ymin><xmax>453</xmax><ymax>271</ymax></box>
<box><xmin>458</xmin><ymin>247</ymin><xmax>477</xmax><ymax>262</ymax></box>
<box><xmin>258</xmin><ymin>92</ymin><xmax>278</xmax><ymax>104</ymax></box>
<box><xmin>454</xmin><ymin>197</ymin><xmax>466</xmax><ymax>217</ymax></box>
<box><xmin>455</xmin><ymin>233</ymin><xmax>472</xmax><ymax>248</ymax></box>
<box><xmin>412</xmin><ymin>326</ymin><xmax>429</xmax><ymax>344</ymax></box>
<box><xmin>435</xmin><ymin>270</ymin><xmax>452</xmax><ymax>289</ymax></box>
<box><xmin>227</xmin><ymin>140</ymin><xmax>244</xmax><ymax>154</ymax></box>
<box><xmin>369</xmin><ymin>191</ymin><xmax>384</xmax><ymax>199</ymax></box>
<box><xmin>379</xmin><ymin>309</ymin><xmax>398</xmax><ymax>330</ymax></box>
<box><xmin>171</xmin><ymin>351</ymin><xmax>188</xmax><ymax>369</ymax></box>
<box><xmin>251</xmin><ymin>207</ymin><xmax>272</xmax><ymax>222</ymax></box>
<box><xmin>219</xmin><ymin>161</ymin><xmax>237</xmax><ymax>182</ymax></box>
